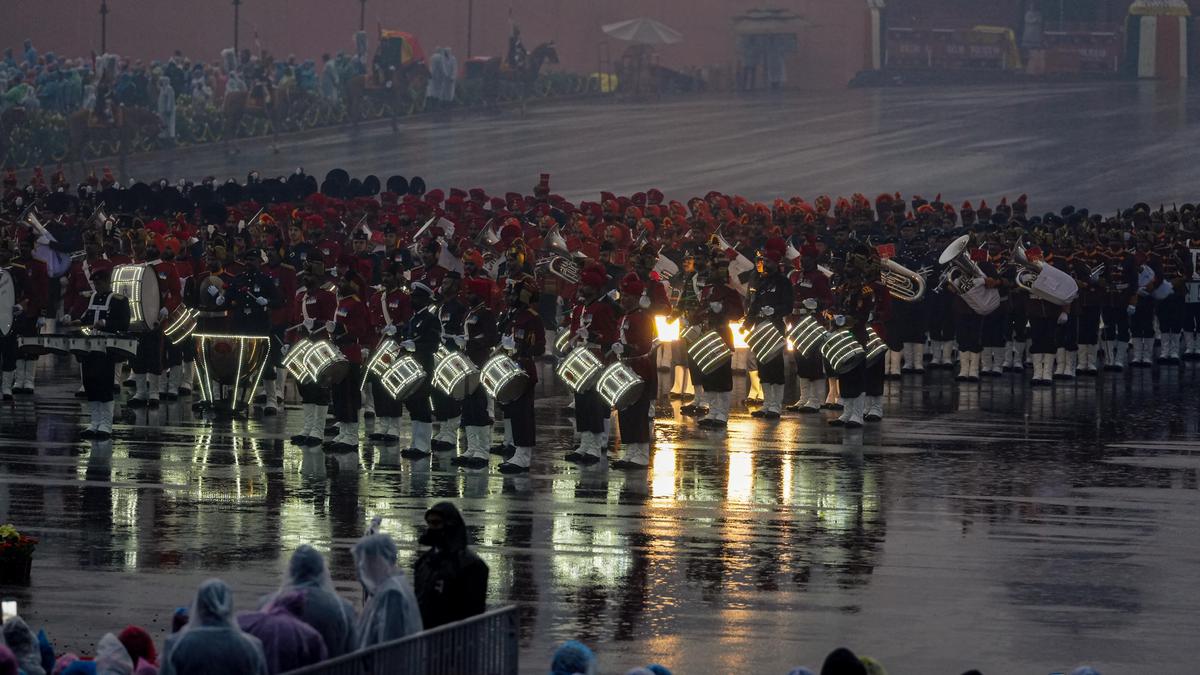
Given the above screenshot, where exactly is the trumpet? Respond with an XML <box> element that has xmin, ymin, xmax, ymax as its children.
<box><xmin>880</xmin><ymin>258</ymin><xmax>926</xmax><ymax>302</ymax></box>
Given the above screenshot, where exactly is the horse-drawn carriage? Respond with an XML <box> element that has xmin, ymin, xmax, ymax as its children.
<box><xmin>345</xmin><ymin>29</ymin><xmax>431</xmax><ymax>129</ymax></box>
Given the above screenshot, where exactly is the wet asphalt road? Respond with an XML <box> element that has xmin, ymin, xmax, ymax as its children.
<box><xmin>3</xmin><ymin>354</ymin><xmax>1200</xmax><ymax>674</ymax></box>
<box><xmin>104</xmin><ymin>80</ymin><xmax>1200</xmax><ymax>215</ymax></box>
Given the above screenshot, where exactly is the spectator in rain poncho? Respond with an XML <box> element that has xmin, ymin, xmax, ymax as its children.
<box><xmin>413</xmin><ymin>501</ymin><xmax>489</xmax><ymax>629</ymax></box>
<box><xmin>425</xmin><ymin>47</ymin><xmax>457</xmax><ymax>107</ymax></box>
<box><xmin>3</xmin><ymin>616</ymin><xmax>46</xmax><ymax>675</ymax></box>
<box><xmin>157</xmin><ymin>76</ymin><xmax>176</xmax><ymax>139</ymax></box>
<box><xmin>225</xmin><ymin>70</ymin><xmax>247</xmax><ymax>97</ymax></box>
<box><xmin>352</xmin><ymin>533</ymin><xmax>423</xmax><ymax>649</ymax></box>
<box><xmin>550</xmin><ymin>641</ymin><xmax>595</xmax><ymax>675</ymax></box>
<box><xmin>262</xmin><ymin>545</ymin><xmax>358</xmax><ymax>657</ymax></box>
<box><xmin>820</xmin><ymin>647</ymin><xmax>867</xmax><ymax>675</ymax></box>
<box><xmin>159</xmin><ymin>579</ymin><xmax>268</xmax><ymax>675</ymax></box>
<box><xmin>0</xmin><ymin>644</ymin><xmax>17</xmax><ymax>675</ymax></box>
<box><xmin>117</xmin><ymin>626</ymin><xmax>157</xmax><ymax>670</ymax></box>
<box><xmin>190</xmin><ymin>70</ymin><xmax>212</xmax><ymax>107</ymax></box>
<box><xmin>237</xmin><ymin>591</ymin><xmax>327</xmax><ymax>674</ymax></box>
<box><xmin>94</xmin><ymin>633</ymin><xmax>133</xmax><ymax>675</ymax></box>
<box><xmin>319</xmin><ymin>54</ymin><xmax>339</xmax><ymax>101</ymax></box>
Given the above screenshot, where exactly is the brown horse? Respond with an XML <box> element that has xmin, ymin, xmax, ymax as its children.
<box><xmin>66</xmin><ymin>105</ymin><xmax>161</xmax><ymax>172</ymax></box>
<box><xmin>344</xmin><ymin>59</ymin><xmax>431</xmax><ymax>132</ymax></box>
<box><xmin>479</xmin><ymin>41</ymin><xmax>559</xmax><ymax>114</ymax></box>
<box><xmin>221</xmin><ymin>86</ymin><xmax>292</xmax><ymax>155</ymax></box>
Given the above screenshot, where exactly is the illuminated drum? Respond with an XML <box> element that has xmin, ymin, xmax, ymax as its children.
<box><xmin>303</xmin><ymin>339</ymin><xmax>349</xmax><ymax>386</ymax></box>
<box><xmin>681</xmin><ymin>325</ymin><xmax>704</xmax><ymax>345</ymax></box>
<box><xmin>432</xmin><ymin>345</ymin><xmax>481</xmax><ymax>400</ymax></box>
<box><xmin>864</xmin><ymin>326</ymin><xmax>887</xmax><ymax>365</ymax></box>
<box><xmin>687</xmin><ymin>330</ymin><xmax>732</xmax><ymax>375</ymax></box>
<box><xmin>361</xmin><ymin>338</ymin><xmax>402</xmax><ymax>388</ymax></box>
<box><xmin>820</xmin><ymin>329</ymin><xmax>865</xmax><ymax>375</ymax></box>
<box><xmin>554</xmin><ymin>328</ymin><xmax>572</xmax><ymax>356</ymax></box>
<box><xmin>379</xmin><ymin>354</ymin><xmax>425</xmax><ymax>401</ymax></box>
<box><xmin>194</xmin><ymin>333</ymin><xmax>271</xmax><ymax>410</ymax></box>
<box><xmin>163</xmin><ymin>306</ymin><xmax>199</xmax><ymax>345</ymax></box>
<box><xmin>481</xmin><ymin>352</ymin><xmax>528</xmax><ymax>405</ymax></box>
<box><xmin>597</xmin><ymin>362</ymin><xmax>644</xmax><ymax>410</ymax></box>
<box><xmin>747</xmin><ymin>321</ymin><xmax>786</xmax><ymax>364</ymax></box>
<box><xmin>557</xmin><ymin>346</ymin><xmax>604</xmax><ymax>393</ymax></box>
<box><xmin>111</xmin><ymin>264</ymin><xmax>161</xmax><ymax>331</ymax></box>
<box><xmin>104</xmin><ymin>337</ymin><xmax>139</xmax><ymax>361</ymax></box>
<box><xmin>283</xmin><ymin>338</ymin><xmax>317</xmax><ymax>383</ymax></box>
<box><xmin>788</xmin><ymin>316</ymin><xmax>829</xmax><ymax>357</ymax></box>
<box><xmin>17</xmin><ymin>335</ymin><xmax>68</xmax><ymax>356</ymax></box>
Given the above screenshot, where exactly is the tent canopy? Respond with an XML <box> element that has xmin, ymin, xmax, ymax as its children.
<box><xmin>602</xmin><ymin>18</ymin><xmax>683</xmax><ymax>45</ymax></box>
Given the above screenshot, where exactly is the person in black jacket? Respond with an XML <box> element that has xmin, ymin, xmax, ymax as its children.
<box><xmin>413</xmin><ymin>502</ymin><xmax>489</xmax><ymax>629</ymax></box>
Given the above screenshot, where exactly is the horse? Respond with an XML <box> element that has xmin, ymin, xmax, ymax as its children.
<box><xmin>478</xmin><ymin>41</ymin><xmax>559</xmax><ymax>115</ymax></box>
<box><xmin>66</xmin><ymin>105</ymin><xmax>161</xmax><ymax>173</ymax></box>
<box><xmin>344</xmin><ymin>59</ymin><xmax>431</xmax><ymax>133</ymax></box>
<box><xmin>221</xmin><ymin>84</ymin><xmax>291</xmax><ymax>155</ymax></box>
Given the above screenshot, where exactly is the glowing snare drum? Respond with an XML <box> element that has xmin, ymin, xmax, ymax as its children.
<box><xmin>361</xmin><ymin>338</ymin><xmax>402</xmax><ymax>389</ymax></box>
<box><xmin>747</xmin><ymin>321</ymin><xmax>786</xmax><ymax>364</ymax></box>
<box><xmin>302</xmin><ymin>339</ymin><xmax>349</xmax><ymax>386</ymax></box>
<box><xmin>111</xmin><ymin>264</ymin><xmax>161</xmax><ymax>331</ymax></box>
<box><xmin>163</xmin><ymin>306</ymin><xmax>199</xmax><ymax>345</ymax></box>
<box><xmin>283</xmin><ymin>338</ymin><xmax>318</xmax><ymax>383</ymax></box>
<box><xmin>380</xmin><ymin>354</ymin><xmax>426</xmax><ymax>401</ymax></box>
<box><xmin>788</xmin><ymin>316</ymin><xmax>829</xmax><ymax>357</ymax></box>
<box><xmin>820</xmin><ymin>329</ymin><xmax>866</xmax><ymax>375</ymax></box>
<box><xmin>557</xmin><ymin>346</ymin><xmax>604</xmax><ymax>393</ymax></box>
<box><xmin>432</xmin><ymin>345</ymin><xmax>481</xmax><ymax>400</ymax></box>
<box><xmin>597</xmin><ymin>361</ymin><xmax>645</xmax><ymax>410</ymax></box>
<box><xmin>863</xmin><ymin>326</ymin><xmax>888</xmax><ymax>365</ymax></box>
<box><xmin>481</xmin><ymin>352</ymin><xmax>529</xmax><ymax>405</ymax></box>
<box><xmin>686</xmin><ymin>329</ymin><xmax>732</xmax><ymax>375</ymax></box>
<box><xmin>554</xmin><ymin>328</ymin><xmax>572</xmax><ymax>356</ymax></box>
<box><xmin>681</xmin><ymin>325</ymin><xmax>704</xmax><ymax>345</ymax></box>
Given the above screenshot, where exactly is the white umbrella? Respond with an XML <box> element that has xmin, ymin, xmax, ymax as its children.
<box><xmin>601</xmin><ymin>18</ymin><xmax>683</xmax><ymax>45</ymax></box>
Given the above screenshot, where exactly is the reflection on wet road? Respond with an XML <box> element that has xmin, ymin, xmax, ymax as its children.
<box><xmin>4</xmin><ymin>359</ymin><xmax>1200</xmax><ymax>673</ymax></box>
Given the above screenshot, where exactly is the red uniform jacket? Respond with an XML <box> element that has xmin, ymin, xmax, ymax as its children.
<box><xmin>700</xmin><ymin>283</ymin><xmax>744</xmax><ymax>347</ymax></box>
<box><xmin>334</xmin><ymin>295</ymin><xmax>371</xmax><ymax>364</ymax></box>
<box><xmin>869</xmin><ymin>280</ymin><xmax>892</xmax><ymax>341</ymax></box>
<box><xmin>263</xmin><ymin>263</ymin><xmax>298</xmax><ymax>327</ymax></box>
<box><xmin>569</xmin><ymin>296</ymin><xmax>620</xmax><ymax>354</ymax></box>
<box><xmin>789</xmin><ymin>268</ymin><xmax>833</xmax><ymax>315</ymax></box>
<box><xmin>66</xmin><ymin>258</ymin><xmax>114</xmax><ymax>301</ymax></box>
<box><xmin>619</xmin><ymin>307</ymin><xmax>658</xmax><ymax>386</ymax></box>
<box><xmin>151</xmin><ymin>260</ymin><xmax>183</xmax><ymax>314</ymax></box>
<box><xmin>410</xmin><ymin>263</ymin><xmax>447</xmax><ymax>293</ymax></box>
<box><xmin>289</xmin><ymin>286</ymin><xmax>338</xmax><ymax>342</ymax></box>
<box><xmin>16</xmin><ymin>256</ymin><xmax>49</xmax><ymax>320</ymax></box>
<box><xmin>508</xmin><ymin>306</ymin><xmax>546</xmax><ymax>384</ymax></box>
<box><xmin>366</xmin><ymin>288</ymin><xmax>413</xmax><ymax>342</ymax></box>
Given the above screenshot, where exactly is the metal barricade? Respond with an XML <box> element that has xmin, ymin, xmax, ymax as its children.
<box><xmin>282</xmin><ymin>605</ymin><xmax>520</xmax><ymax>675</ymax></box>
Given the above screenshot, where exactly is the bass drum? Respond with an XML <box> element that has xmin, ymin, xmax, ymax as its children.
<box><xmin>0</xmin><ymin>269</ymin><xmax>13</xmax><ymax>335</ymax></box>
<box><xmin>111</xmin><ymin>264</ymin><xmax>161</xmax><ymax>331</ymax></box>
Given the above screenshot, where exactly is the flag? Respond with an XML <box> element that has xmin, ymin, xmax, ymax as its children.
<box><xmin>715</xmin><ymin>230</ymin><xmax>755</xmax><ymax>297</ymax></box>
<box><xmin>437</xmin><ymin>237</ymin><xmax>464</xmax><ymax>276</ymax></box>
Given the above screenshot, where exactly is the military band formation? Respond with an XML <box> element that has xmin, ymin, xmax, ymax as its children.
<box><xmin>1</xmin><ymin>167</ymin><xmax>1198</xmax><ymax>472</ymax></box>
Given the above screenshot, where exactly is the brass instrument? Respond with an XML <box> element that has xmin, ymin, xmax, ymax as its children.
<box><xmin>1012</xmin><ymin>241</ymin><xmax>1079</xmax><ymax>306</ymax></box>
<box><xmin>938</xmin><ymin>235</ymin><xmax>1000</xmax><ymax>315</ymax></box>
<box><xmin>880</xmin><ymin>258</ymin><xmax>926</xmax><ymax>302</ymax></box>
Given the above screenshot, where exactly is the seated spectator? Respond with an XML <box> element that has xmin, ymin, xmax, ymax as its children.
<box><xmin>550</xmin><ymin>641</ymin><xmax>596</xmax><ymax>675</ymax></box>
<box><xmin>237</xmin><ymin>591</ymin><xmax>327</xmax><ymax>674</ymax></box>
<box><xmin>159</xmin><ymin>579</ymin><xmax>268</xmax><ymax>675</ymax></box>
<box><xmin>263</xmin><ymin>545</ymin><xmax>358</xmax><ymax>657</ymax></box>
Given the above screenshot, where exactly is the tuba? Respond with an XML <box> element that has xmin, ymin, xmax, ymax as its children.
<box><xmin>1012</xmin><ymin>241</ymin><xmax>1079</xmax><ymax>306</ymax></box>
<box><xmin>938</xmin><ymin>234</ymin><xmax>1000</xmax><ymax>315</ymax></box>
<box><xmin>880</xmin><ymin>258</ymin><xmax>926</xmax><ymax>302</ymax></box>
<box><xmin>536</xmin><ymin>227</ymin><xmax>581</xmax><ymax>284</ymax></box>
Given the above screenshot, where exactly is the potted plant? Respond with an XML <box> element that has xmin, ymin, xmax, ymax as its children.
<box><xmin>0</xmin><ymin>524</ymin><xmax>37</xmax><ymax>585</ymax></box>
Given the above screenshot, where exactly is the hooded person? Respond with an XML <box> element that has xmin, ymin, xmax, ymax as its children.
<box><xmin>820</xmin><ymin>647</ymin><xmax>867</xmax><ymax>675</ymax></box>
<box><xmin>2</xmin><ymin>616</ymin><xmax>46</xmax><ymax>675</ymax></box>
<box><xmin>262</xmin><ymin>545</ymin><xmax>358</xmax><ymax>657</ymax></box>
<box><xmin>550</xmin><ymin>640</ymin><xmax>596</xmax><ymax>675</ymax></box>
<box><xmin>236</xmin><ymin>591</ymin><xmax>328</xmax><ymax>675</ymax></box>
<box><xmin>159</xmin><ymin>579</ymin><xmax>269</xmax><ymax>675</ymax></box>
<box><xmin>352</xmin><ymin>533</ymin><xmax>424</xmax><ymax>648</ymax></box>
<box><xmin>0</xmin><ymin>645</ymin><xmax>18</xmax><ymax>675</ymax></box>
<box><xmin>117</xmin><ymin>626</ymin><xmax>157</xmax><ymax>669</ymax></box>
<box><xmin>94</xmin><ymin>632</ymin><xmax>134</xmax><ymax>675</ymax></box>
<box><xmin>412</xmin><ymin>502</ymin><xmax>490</xmax><ymax>628</ymax></box>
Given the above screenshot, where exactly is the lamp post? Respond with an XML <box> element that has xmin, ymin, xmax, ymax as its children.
<box><xmin>99</xmin><ymin>1</ymin><xmax>109</xmax><ymax>54</ymax></box>
<box><xmin>233</xmin><ymin>0</ymin><xmax>242</xmax><ymax>53</ymax></box>
<box><xmin>467</xmin><ymin>0</ymin><xmax>474</xmax><ymax>58</ymax></box>
<box><xmin>359</xmin><ymin>0</ymin><xmax>367</xmax><ymax>31</ymax></box>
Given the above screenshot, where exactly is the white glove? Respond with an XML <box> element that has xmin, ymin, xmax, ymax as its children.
<box><xmin>501</xmin><ymin>335</ymin><xmax>516</xmax><ymax>351</ymax></box>
<box><xmin>207</xmin><ymin>285</ymin><xmax>220</xmax><ymax>297</ymax></box>
<box><xmin>61</xmin><ymin>314</ymin><xmax>72</xmax><ymax>324</ymax></box>
<box><xmin>281</xmin><ymin>344</ymin><xmax>290</xmax><ymax>356</ymax></box>
<box><xmin>215</xmin><ymin>295</ymin><xmax>226</xmax><ymax>306</ymax></box>
<box><xmin>12</xmin><ymin>304</ymin><xmax>22</xmax><ymax>315</ymax></box>
<box><xmin>802</xmin><ymin>298</ymin><xmax>818</xmax><ymax>311</ymax></box>
<box><xmin>611</xmin><ymin>342</ymin><xmax>624</xmax><ymax>355</ymax></box>
<box><xmin>834</xmin><ymin>314</ymin><xmax>846</xmax><ymax>327</ymax></box>
<box><xmin>383</xmin><ymin>324</ymin><xmax>397</xmax><ymax>336</ymax></box>
<box><xmin>401</xmin><ymin>339</ymin><xmax>416</xmax><ymax>351</ymax></box>
<box><xmin>576</xmin><ymin>327</ymin><xmax>589</xmax><ymax>341</ymax></box>
<box><xmin>1137</xmin><ymin>287</ymin><xmax>1149</xmax><ymax>297</ymax></box>
<box><xmin>159</xmin><ymin>307</ymin><xmax>169</xmax><ymax>320</ymax></box>
<box><xmin>256</xmin><ymin>296</ymin><xmax>269</xmax><ymax>306</ymax></box>
<box><xmin>1057</xmin><ymin>312</ymin><xmax>1068</xmax><ymax>325</ymax></box>
<box><xmin>709</xmin><ymin>301</ymin><xmax>723</xmax><ymax>313</ymax></box>
<box><xmin>761</xmin><ymin>305</ymin><xmax>775</xmax><ymax>317</ymax></box>
<box><xmin>454</xmin><ymin>335</ymin><xmax>466</xmax><ymax>349</ymax></box>
<box><xmin>361</xmin><ymin>348</ymin><xmax>370</xmax><ymax>359</ymax></box>
<box><xmin>303</xmin><ymin>317</ymin><xmax>315</xmax><ymax>330</ymax></box>
<box><xmin>324</xmin><ymin>320</ymin><xmax>336</xmax><ymax>333</ymax></box>
<box><xmin>1127</xmin><ymin>304</ymin><xmax>1137</xmax><ymax>316</ymax></box>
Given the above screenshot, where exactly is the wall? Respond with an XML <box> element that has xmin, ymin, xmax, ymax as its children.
<box><xmin>1</xmin><ymin>1</ymin><xmax>870</xmax><ymax>89</ymax></box>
